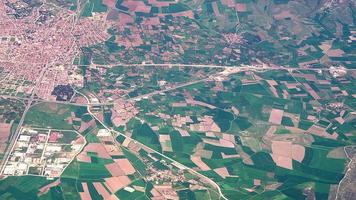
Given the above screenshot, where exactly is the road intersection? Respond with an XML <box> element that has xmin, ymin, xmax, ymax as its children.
<box><xmin>0</xmin><ymin>63</ymin><xmax>354</xmax><ymax>199</ymax></box>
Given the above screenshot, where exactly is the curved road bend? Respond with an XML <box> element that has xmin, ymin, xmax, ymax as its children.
<box><xmin>75</xmin><ymin>90</ymin><xmax>228</xmax><ymax>200</ymax></box>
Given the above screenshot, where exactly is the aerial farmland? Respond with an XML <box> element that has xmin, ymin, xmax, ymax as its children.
<box><xmin>0</xmin><ymin>0</ymin><xmax>355</xmax><ymax>199</ymax></box>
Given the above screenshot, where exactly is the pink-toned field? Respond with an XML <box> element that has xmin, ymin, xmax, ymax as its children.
<box><xmin>212</xmin><ymin>2</ymin><xmax>220</xmax><ymax>16</ymax></box>
<box><xmin>116</xmin><ymin>13</ymin><xmax>134</xmax><ymax>25</ymax></box>
<box><xmin>303</xmin><ymin>83</ymin><xmax>321</xmax><ymax>100</ymax></box>
<box><xmin>231</xmin><ymin>106</ymin><xmax>240</xmax><ymax>115</ymax></box>
<box><xmin>189</xmin><ymin>116</ymin><xmax>221</xmax><ymax>132</ymax></box>
<box><xmin>73</xmin><ymin>136</ymin><xmax>85</xmax><ymax>145</ymax></box>
<box><xmin>214</xmin><ymin>167</ymin><xmax>230</xmax><ymax>179</ymax></box>
<box><xmin>219</xmin><ymin>139</ymin><xmax>235</xmax><ymax>148</ymax></box>
<box><xmin>105</xmin><ymin>162</ymin><xmax>125</xmax><ymax>177</ymax></box>
<box><xmin>153</xmin><ymin>185</ymin><xmax>178</xmax><ymax>199</ymax></box>
<box><xmin>93</xmin><ymin>182</ymin><xmax>111</xmax><ymax>199</ymax></box>
<box><xmin>206</xmin><ymin>132</ymin><xmax>215</xmax><ymax>137</ymax></box>
<box><xmin>191</xmin><ymin>156</ymin><xmax>211</xmax><ymax>171</ymax></box>
<box><xmin>0</xmin><ymin>123</ymin><xmax>11</xmax><ymax>153</ymax></box>
<box><xmin>104</xmin><ymin>144</ymin><xmax>123</xmax><ymax>156</ymax></box>
<box><xmin>203</xmin><ymin>138</ymin><xmax>235</xmax><ymax>148</ymax></box>
<box><xmin>143</xmin><ymin>17</ymin><xmax>160</xmax><ymax>26</ymax></box>
<box><xmin>171</xmin><ymin>102</ymin><xmax>187</xmax><ymax>107</ymax></box>
<box><xmin>235</xmin><ymin>3</ymin><xmax>247</xmax><ymax>12</ymax></box>
<box><xmin>74</xmin><ymin>96</ymin><xmax>89</xmax><ymax>104</ymax></box>
<box><xmin>78</xmin><ymin>119</ymin><xmax>96</xmax><ymax>133</ymax></box>
<box><xmin>269</xmin><ymin>86</ymin><xmax>279</xmax><ymax>97</ymax></box>
<box><xmin>307</xmin><ymin>125</ymin><xmax>338</xmax><ymax>140</ymax></box>
<box><xmin>38</xmin><ymin>179</ymin><xmax>61</xmax><ymax>195</ymax></box>
<box><xmin>271</xmin><ymin>154</ymin><xmax>293</xmax><ymax>170</ymax></box>
<box><xmin>150</xmin><ymin>188</ymin><xmax>161</xmax><ymax>197</ymax></box>
<box><xmin>271</xmin><ymin>141</ymin><xmax>306</xmax><ymax>169</ymax></box>
<box><xmin>268</xmin><ymin>109</ymin><xmax>284</xmax><ymax>125</ymax></box>
<box><xmin>186</xmin><ymin>99</ymin><xmax>217</xmax><ymax>109</ymax></box>
<box><xmin>104</xmin><ymin>176</ymin><xmax>131</xmax><ymax>193</ymax></box>
<box><xmin>114</xmin><ymin>158</ymin><xmax>136</xmax><ymax>175</ymax></box>
<box><xmin>319</xmin><ymin>41</ymin><xmax>331</xmax><ymax>52</ymax></box>
<box><xmin>292</xmin><ymin>144</ymin><xmax>305</xmax><ymax>162</ymax></box>
<box><xmin>122</xmin><ymin>1</ymin><xmax>151</xmax><ymax>13</ymax></box>
<box><xmin>221</xmin><ymin>0</ymin><xmax>235</xmax><ymax>7</ymax></box>
<box><xmin>254</xmin><ymin>179</ymin><xmax>261</xmax><ymax>186</ymax></box>
<box><xmin>326</xmin><ymin>49</ymin><xmax>345</xmax><ymax>57</ymax></box>
<box><xmin>159</xmin><ymin>134</ymin><xmax>172</xmax><ymax>152</ymax></box>
<box><xmin>175</xmin><ymin>127</ymin><xmax>190</xmax><ymax>137</ymax></box>
<box><xmin>77</xmin><ymin>153</ymin><xmax>91</xmax><ymax>163</ymax></box>
<box><xmin>273</xmin><ymin>10</ymin><xmax>293</xmax><ymax>20</ymax></box>
<box><xmin>335</xmin><ymin>116</ymin><xmax>345</xmax><ymax>125</ymax></box>
<box><xmin>83</xmin><ymin>143</ymin><xmax>111</xmax><ymax>159</ymax></box>
<box><xmin>272</xmin><ymin>141</ymin><xmax>292</xmax><ymax>157</ymax></box>
<box><xmin>80</xmin><ymin>183</ymin><xmax>92</xmax><ymax>200</ymax></box>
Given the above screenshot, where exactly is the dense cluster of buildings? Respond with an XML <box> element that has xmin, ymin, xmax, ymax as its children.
<box><xmin>0</xmin><ymin>1</ymin><xmax>103</xmax><ymax>100</ymax></box>
<box><xmin>2</xmin><ymin>128</ymin><xmax>84</xmax><ymax>177</ymax></box>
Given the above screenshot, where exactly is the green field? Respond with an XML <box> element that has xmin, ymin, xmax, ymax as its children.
<box><xmin>81</xmin><ymin>0</ymin><xmax>107</xmax><ymax>17</ymax></box>
<box><xmin>24</xmin><ymin>103</ymin><xmax>87</xmax><ymax>130</ymax></box>
<box><xmin>0</xmin><ymin>176</ymin><xmax>52</xmax><ymax>199</ymax></box>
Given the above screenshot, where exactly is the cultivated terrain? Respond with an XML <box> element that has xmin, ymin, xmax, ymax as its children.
<box><xmin>0</xmin><ymin>0</ymin><xmax>355</xmax><ymax>199</ymax></box>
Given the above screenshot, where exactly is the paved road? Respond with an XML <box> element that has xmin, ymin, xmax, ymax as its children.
<box><xmin>75</xmin><ymin>89</ymin><xmax>228</xmax><ymax>200</ymax></box>
<box><xmin>91</xmin><ymin>110</ymin><xmax>228</xmax><ymax>200</ymax></box>
<box><xmin>0</xmin><ymin>64</ymin><xmax>49</xmax><ymax>174</ymax></box>
<box><xmin>127</xmin><ymin>76</ymin><xmax>212</xmax><ymax>101</ymax></box>
<box><xmin>0</xmin><ymin>7</ymin><xmax>85</xmax><ymax>172</ymax></box>
<box><xmin>0</xmin><ymin>62</ymin><xmax>353</xmax><ymax>178</ymax></box>
<box><xmin>0</xmin><ymin>62</ymin><xmax>353</xmax><ymax>195</ymax></box>
<box><xmin>0</xmin><ymin>73</ymin><xmax>215</xmax><ymax>107</ymax></box>
<box><xmin>3</xmin><ymin>60</ymin><xmax>356</xmax><ymax>71</ymax></box>
<box><xmin>72</xmin><ymin>62</ymin><xmax>356</xmax><ymax>72</ymax></box>
<box><xmin>335</xmin><ymin>146</ymin><xmax>356</xmax><ymax>199</ymax></box>
<box><xmin>0</xmin><ymin>63</ymin><xmax>353</xmax><ymax>107</ymax></box>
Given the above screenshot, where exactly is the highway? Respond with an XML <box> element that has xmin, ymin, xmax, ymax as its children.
<box><xmin>127</xmin><ymin>76</ymin><xmax>213</xmax><ymax>101</ymax></box>
<box><xmin>0</xmin><ymin>64</ymin><xmax>50</xmax><ymax>174</ymax></box>
<box><xmin>75</xmin><ymin>62</ymin><xmax>356</xmax><ymax>72</ymax></box>
<box><xmin>0</xmin><ymin>62</ymin><xmax>353</xmax><ymax>197</ymax></box>
<box><xmin>0</xmin><ymin>72</ymin><xmax>216</xmax><ymax>107</ymax></box>
<box><xmin>2</xmin><ymin>62</ymin><xmax>350</xmax><ymax>107</ymax></box>
<box><xmin>73</xmin><ymin>88</ymin><xmax>228</xmax><ymax>199</ymax></box>
<box><xmin>82</xmin><ymin>96</ymin><xmax>228</xmax><ymax>200</ymax></box>
<box><xmin>2</xmin><ymin>60</ymin><xmax>356</xmax><ymax>71</ymax></box>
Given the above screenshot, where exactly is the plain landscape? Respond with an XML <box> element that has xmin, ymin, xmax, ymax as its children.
<box><xmin>0</xmin><ymin>0</ymin><xmax>355</xmax><ymax>199</ymax></box>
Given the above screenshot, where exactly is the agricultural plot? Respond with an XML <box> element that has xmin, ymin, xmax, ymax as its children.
<box><xmin>95</xmin><ymin>68</ymin><xmax>356</xmax><ymax>199</ymax></box>
<box><xmin>5</xmin><ymin>67</ymin><xmax>351</xmax><ymax>199</ymax></box>
<box><xmin>70</xmin><ymin>0</ymin><xmax>356</xmax><ymax>68</ymax></box>
<box><xmin>0</xmin><ymin>0</ymin><xmax>355</xmax><ymax>199</ymax></box>
<box><xmin>58</xmin><ymin>124</ymin><xmax>218</xmax><ymax>200</ymax></box>
<box><xmin>23</xmin><ymin>102</ymin><xmax>102</xmax><ymax>137</ymax></box>
<box><xmin>0</xmin><ymin>176</ymin><xmax>53</xmax><ymax>199</ymax></box>
<box><xmin>80</xmin><ymin>0</ymin><xmax>108</xmax><ymax>17</ymax></box>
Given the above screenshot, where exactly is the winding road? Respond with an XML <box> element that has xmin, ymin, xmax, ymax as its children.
<box><xmin>0</xmin><ymin>63</ymin><xmax>354</xmax><ymax>198</ymax></box>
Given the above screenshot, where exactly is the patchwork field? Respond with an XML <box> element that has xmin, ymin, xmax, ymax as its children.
<box><xmin>0</xmin><ymin>0</ymin><xmax>355</xmax><ymax>199</ymax></box>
